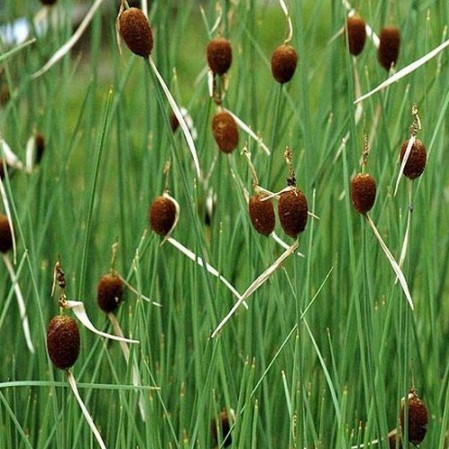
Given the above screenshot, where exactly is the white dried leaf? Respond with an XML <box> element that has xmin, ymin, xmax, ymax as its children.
<box><xmin>64</xmin><ymin>300</ymin><xmax>139</xmax><ymax>344</ymax></box>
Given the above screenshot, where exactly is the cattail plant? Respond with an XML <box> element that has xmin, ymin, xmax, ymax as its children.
<box><xmin>346</xmin><ymin>16</ymin><xmax>367</xmax><ymax>56</ymax></box>
<box><xmin>350</xmin><ymin>137</ymin><xmax>414</xmax><ymax>310</ymax></box>
<box><xmin>378</xmin><ymin>26</ymin><xmax>400</xmax><ymax>71</ymax></box>
<box><xmin>48</xmin><ymin>261</ymin><xmax>109</xmax><ymax>449</ymax></box>
<box><xmin>271</xmin><ymin>0</ymin><xmax>297</xmax><ymax>84</ymax></box>
<box><xmin>394</xmin><ymin>106</ymin><xmax>427</xmax><ymax>273</ymax></box>
<box><xmin>96</xmin><ymin>244</ymin><xmax>148</xmax><ymax>421</ymax></box>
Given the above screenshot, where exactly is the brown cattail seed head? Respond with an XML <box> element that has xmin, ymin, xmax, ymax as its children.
<box><xmin>0</xmin><ymin>214</ymin><xmax>13</xmax><ymax>253</ymax></box>
<box><xmin>212</xmin><ymin>111</ymin><xmax>239</xmax><ymax>153</ymax></box>
<box><xmin>249</xmin><ymin>194</ymin><xmax>276</xmax><ymax>236</ymax></box>
<box><xmin>150</xmin><ymin>195</ymin><xmax>178</xmax><ymax>236</ymax></box>
<box><xmin>119</xmin><ymin>7</ymin><xmax>153</xmax><ymax>58</ymax></box>
<box><xmin>0</xmin><ymin>159</ymin><xmax>7</xmax><ymax>180</ymax></box>
<box><xmin>207</xmin><ymin>38</ymin><xmax>232</xmax><ymax>76</ymax></box>
<box><xmin>46</xmin><ymin>315</ymin><xmax>80</xmax><ymax>370</ymax></box>
<box><xmin>388</xmin><ymin>430</ymin><xmax>403</xmax><ymax>449</ymax></box>
<box><xmin>97</xmin><ymin>274</ymin><xmax>124</xmax><ymax>313</ymax></box>
<box><xmin>271</xmin><ymin>44</ymin><xmax>298</xmax><ymax>84</ymax></box>
<box><xmin>35</xmin><ymin>133</ymin><xmax>46</xmax><ymax>165</ymax></box>
<box><xmin>346</xmin><ymin>16</ymin><xmax>367</xmax><ymax>56</ymax></box>
<box><xmin>278</xmin><ymin>188</ymin><xmax>308</xmax><ymax>238</ymax></box>
<box><xmin>40</xmin><ymin>0</ymin><xmax>57</xmax><ymax>5</ymax></box>
<box><xmin>378</xmin><ymin>27</ymin><xmax>400</xmax><ymax>70</ymax></box>
<box><xmin>211</xmin><ymin>410</ymin><xmax>232</xmax><ymax>448</ymax></box>
<box><xmin>351</xmin><ymin>173</ymin><xmax>376</xmax><ymax>214</ymax></box>
<box><xmin>400</xmin><ymin>139</ymin><xmax>427</xmax><ymax>179</ymax></box>
<box><xmin>400</xmin><ymin>390</ymin><xmax>428</xmax><ymax>445</ymax></box>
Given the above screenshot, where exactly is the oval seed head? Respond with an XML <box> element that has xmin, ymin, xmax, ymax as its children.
<box><xmin>400</xmin><ymin>390</ymin><xmax>428</xmax><ymax>445</ymax></box>
<box><xmin>278</xmin><ymin>188</ymin><xmax>308</xmax><ymax>238</ymax></box>
<box><xmin>119</xmin><ymin>7</ymin><xmax>153</xmax><ymax>58</ymax></box>
<box><xmin>150</xmin><ymin>195</ymin><xmax>178</xmax><ymax>236</ymax></box>
<box><xmin>351</xmin><ymin>173</ymin><xmax>376</xmax><ymax>214</ymax></box>
<box><xmin>378</xmin><ymin>26</ymin><xmax>400</xmax><ymax>70</ymax></box>
<box><xmin>97</xmin><ymin>274</ymin><xmax>124</xmax><ymax>313</ymax></box>
<box><xmin>0</xmin><ymin>214</ymin><xmax>13</xmax><ymax>253</ymax></box>
<box><xmin>212</xmin><ymin>111</ymin><xmax>239</xmax><ymax>153</ymax></box>
<box><xmin>249</xmin><ymin>194</ymin><xmax>276</xmax><ymax>236</ymax></box>
<box><xmin>271</xmin><ymin>44</ymin><xmax>298</xmax><ymax>84</ymax></box>
<box><xmin>211</xmin><ymin>410</ymin><xmax>232</xmax><ymax>448</ymax></box>
<box><xmin>400</xmin><ymin>139</ymin><xmax>427</xmax><ymax>179</ymax></box>
<box><xmin>207</xmin><ymin>38</ymin><xmax>232</xmax><ymax>76</ymax></box>
<box><xmin>46</xmin><ymin>315</ymin><xmax>80</xmax><ymax>370</ymax></box>
<box><xmin>346</xmin><ymin>16</ymin><xmax>367</xmax><ymax>56</ymax></box>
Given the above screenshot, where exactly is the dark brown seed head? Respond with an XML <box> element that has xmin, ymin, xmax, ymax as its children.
<box><xmin>346</xmin><ymin>16</ymin><xmax>367</xmax><ymax>56</ymax></box>
<box><xmin>400</xmin><ymin>390</ymin><xmax>428</xmax><ymax>445</ymax></box>
<box><xmin>212</xmin><ymin>111</ymin><xmax>239</xmax><ymax>153</ymax></box>
<box><xmin>388</xmin><ymin>430</ymin><xmax>403</xmax><ymax>449</ymax></box>
<box><xmin>0</xmin><ymin>159</ymin><xmax>7</xmax><ymax>180</ymax></box>
<box><xmin>40</xmin><ymin>0</ymin><xmax>57</xmax><ymax>5</ymax></box>
<box><xmin>207</xmin><ymin>38</ymin><xmax>232</xmax><ymax>76</ymax></box>
<box><xmin>170</xmin><ymin>111</ymin><xmax>179</xmax><ymax>133</ymax></box>
<box><xmin>249</xmin><ymin>194</ymin><xmax>276</xmax><ymax>236</ymax></box>
<box><xmin>211</xmin><ymin>410</ymin><xmax>232</xmax><ymax>448</ymax></box>
<box><xmin>46</xmin><ymin>315</ymin><xmax>80</xmax><ymax>370</ymax></box>
<box><xmin>97</xmin><ymin>274</ymin><xmax>124</xmax><ymax>313</ymax></box>
<box><xmin>35</xmin><ymin>133</ymin><xmax>46</xmax><ymax>165</ymax></box>
<box><xmin>0</xmin><ymin>85</ymin><xmax>10</xmax><ymax>106</ymax></box>
<box><xmin>0</xmin><ymin>214</ymin><xmax>13</xmax><ymax>253</ymax></box>
<box><xmin>378</xmin><ymin>27</ymin><xmax>400</xmax><ymax>70</ymax></box>
<box><xmin>150</xmin><ymin>195</ymin><xmax>178</xmax><ymax>236</ymax></box>
<box><xmin>271</xmin><ymin>44</ymin><xmax>298</xmax><ymax>84</ymax></box>
<box><xmin>400</xmin><ymin>139</ymin><xmax>427</xmax><ymax>179</ymax></box>
<box><xmin>278</xmin><ymin>188</ymin><xmax>308</xmax><ymax>238</ymax></box>
<box><xmin>351</xmin><ymin>173</ymin><xmax>376</xmax><ymax>214</ymax></box>
<box><xmin>119</xmin><ymin>7</ymin><xmax>153</xmax><ymax>58</ymax></box>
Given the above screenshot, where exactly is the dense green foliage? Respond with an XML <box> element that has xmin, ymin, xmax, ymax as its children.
<box><xmin>1</xmin><ymin>0</ymin><xmax>449</xmax><ymax>448</ymax></box>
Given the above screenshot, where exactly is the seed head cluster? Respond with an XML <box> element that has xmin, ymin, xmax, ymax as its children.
<box><xmin>150</xmin><ymin>195</ymin><xmax>178</xmax><ymax>236</ymax></box>
<box><xmin>212</xmin><ymin>111</ymin><xmax>239</xmax><ymax>153</ymax></box>
<box><xmin>271</xmin><ymin>44</ymin><xmax>298</xmax><ymax>84</ymax></box>
<box><xmin>46</xmin><ymin>315</ymin><xmax>80</xmax><ymax>370</ymax></box>
<box><xmin>346</xmin><ymin>16</ymin><xmax>367</xmax><ymax>56</ymax></box>
<box><xmin>400</xmin><ymin>139</ymin><xmax>427</xmax><ymax>179</ymax></box>
<box><xmin>248</xmin><ymin>194</ymin><xmax>276</xmax><ymax>236</ymax></box>
<box><xmin>207</xmin><ymin>38</ymin><xmax>233</xmax><ymax>76</ymax></box>
<box><xmin>97</xmin><ymin>274</ymin><xmax>124</xmax><ymax>313</ymax></box>
<box><xmin>378</xmin><ymin>27</ymin><xmax>401</xmax><ymax>70</ymax></box>
<box><xmin>351</xmin><ymin>173</ymin><xmax>377</xmax><ymax>214</ymax></box>
<box><xmin>119</xmin><ymin>7</ymin><xmax>153</xmax><ymax>58</ymax></box>
<box><xmin>278</xmin><ymin>188</ymin><xmax>308</xmax><ymax>238</ymax></box>
<box><xmin>400</xmin><ymin>390</ymin><xmax>428</xmax><ymax>445</ymax></box>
